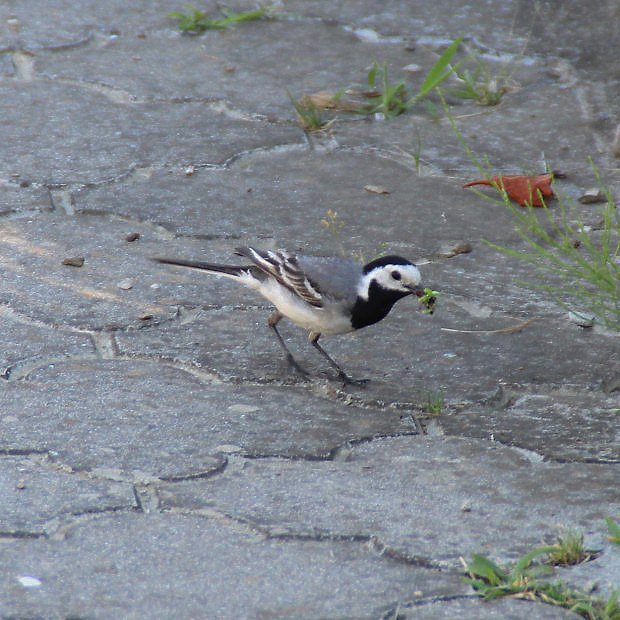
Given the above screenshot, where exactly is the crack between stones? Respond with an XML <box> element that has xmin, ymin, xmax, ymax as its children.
<box><xmin>266</xmin><ymin>529</ymin><xmax>451</xmax><ymax>571</ymax></box>
<box><xmin>0</xmin><ymin>530</ymin><xmax>47</xmax><ymax>541</ymax></box>
<box><xmin>44</xmin><ymin>505</ymin><xmax>141</xmax><ymax>541</ymax></box>
<box><xmin>1</xmin><ymin>352</ymin><xmax>99</xmax><ymax>381</ymax></box>
<box><xmin>439</xmin><ymin>428</ymin><xmax>620</xmax><ymax>465</ymax></box>
<box><xmin>157</xmin><ymin>455</ymin><xmax>229</xmax><ymax>484</ymax></box>
<box><xmin>379</xmin><ymin>594</ymin><xmax>479</xmax><ymax>618</ymax></box>
<box><xmin>90</xmin><ymin>331</ymin><xmax>119</xmax><ymax>359</ymax></box>
<box><xmin>0</xmin><ymin>448</ymin><xmax>49</xmax><ymax>456</ymax></box>
<box><xmin>159</xmin><ymin>505</ymin><xmax>453</xmax><ymax>573</ymax></box>
<box><xmin>234</xmin><ymin>431</ymin><xmax>419</xmax><ymax>463</ymax></box>
<box><xmin>133</xmin><ymin>484</ymin><xmax>159</xmax><ymax>513</ymax></box>
<box><xmin>38</xmin><ymin>75</ymin><xmax>296</xmax><ymax>128</ymax></box>
<box><xmin>0</xmin><ymin>302</ymin><xmax>90</xmax><ymax>335</ymax></box>
<box><xmin>19</xmin><ymin>139</ymin><xmax>307</xmax><ymax>191</ymax></box>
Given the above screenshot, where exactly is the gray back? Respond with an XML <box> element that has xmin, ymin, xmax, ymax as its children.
<box><xmin>296</xmin><ymin>254</ymin><xmax>363</xmax><ymax>306</ymax></box>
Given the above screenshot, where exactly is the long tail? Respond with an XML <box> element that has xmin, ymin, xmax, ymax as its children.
<box><xmin>152</xmin><ymin>257</ymin><xmax>250</xmax><ymax>279</ymax></box>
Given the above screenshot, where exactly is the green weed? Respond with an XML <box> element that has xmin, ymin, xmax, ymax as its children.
<box><xmin>606</xmin><ymin>517</ymin><xmax>620</xmax><ymax>545</ymax></box>
<box><xmin>463</xmin><ymin>536</ymin><xmax>620</xmax><ymax>620</ymax></box>
<box><xmin>169</xmin><ymin>5</ymin><xmax>270</xmax><ymax>33</ymax></box>
<box><xmin>450</xmin><ymin>56</ymin><xmax>512</xmax><ymax>106</ymax></box>
<box><xmin>546</xmin><ymin>529</ymin><xmax>595</xmax><ymax>566</ymax></box>
<box><xmin>288</xmin><ymin>92</ymin><xmax>332</xmax><ymax>133</ymax></box>
<box><xmin>442</xmin><ymin>100</ymin><xmax>620</xmax><ymax>330</ymax></box>
<box><xmin>486</xmin><ymin>176</ymin><xmax>619</xmax><ymax>331</ymax></box>
<box><xmin>360</xmin><ymin>37</ymin><xmax>462</xmax><ymax>119</ymax></box>
<box><xmin>423</xmin><ymin>389</ymin><xmax>444</xmax><ymax>415</ymax></box>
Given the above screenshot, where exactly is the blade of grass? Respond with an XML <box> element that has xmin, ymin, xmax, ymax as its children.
<box><xmin>409</xmin><ymin>36</ymin><xmax>463</xmax><ymax>103</ymax></box>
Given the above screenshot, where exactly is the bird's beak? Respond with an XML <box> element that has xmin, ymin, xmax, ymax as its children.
<box><xmin>407</xmin><ymin>284</ymin><xmax>425</xmax><ymax>296</ymax></box>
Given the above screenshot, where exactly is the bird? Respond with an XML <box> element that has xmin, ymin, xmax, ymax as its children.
<box><xmin>154</xmin><ymin>246</ymin><xmax>426</xmax><ymax>384</ymax></box>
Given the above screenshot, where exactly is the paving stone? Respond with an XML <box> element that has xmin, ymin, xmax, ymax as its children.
<box><xmin>34</xmin><ymin>19</ymin><xmax>432</xmax><ymax>118</ymax></box>
<box><xmin>440</xmin><ymin>385</ymin><xmax>620</xmax><ymax>462</ymax></box>
<box><xmin>0</xmin><ymin>316</ymin><xmax>94</xmax><ymax>377</ymax></box>
<box><xmin>286</xmin><ymin>0</ymin><xmax>619</xmax><ymax>92</ymax></box>
<box><xmin>0</xmin><ymin>51</ymin><xmax>15</xmax><ymax>77</ymax></box>
<box><xmin>0</xmin><ymin>212</ymin><xmax>179</xmax><ymax>330</ymax></box>
<box><xmin>0</xmin><ymin>455</ymin><xmax>135</xmax><ymax>535</ymax></box>
<box><xmin>117</xmin><ymin>273</ymin><xmax>617</xmax><ymax>409</ymax></box>
<box><xmin>1</xmin><ymin>0</ymin><xmax>618</xmax><ymax>617</ymax></box>
<box><xmin>0</xmin><ymin>358</ymin><xmax>416</xmax><ymax>475</ymax></box>
<box><xmin>0</xmin><ymin>0</ymin><xmax>174</xmax><ymax>49</ymax></box>
<box><xmin>281</xmin><ymin>0</ymin><xmax>533</xmax><ymax>51</ymax></box>
<box><xmin>556</xmin><ymin>537</ymin><xmax>620</xmax><ymax>599</ymax></box>
<box><xmin>158</xmin><ymin>435</ymin><xmax>620</xmax><ymax>567</ymax></box>
<box><xmin>332</xmin><ymin>82</ymin><xmax>607</xmax><ymax>179</ymax></box>
<box><xmin>398</xmin><ymin>597</ymin><xmax>578</xmax><ymax>619</ymax></box>
<box><xmin>76</xmin><ymin>147</ymin><xmax>521</xmax><ymax>247</ymax></box>
<box><xmin>0</xmin><ymin>80</ymin><xmax>301</xmax><ymax>184</ymax></box>
<box><xmin>0</xmin><ymin>180</ymin><xmax>51</xmax><ymax>214</ymax></box>
<box><xmin>0</xmin><ymin>512</ymin><xmax>465</xmax><ymax>619</ymax></box>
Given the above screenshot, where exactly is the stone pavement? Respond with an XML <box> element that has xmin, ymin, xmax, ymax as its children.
<box><xmin>0</xmin><ymin>1</ymin><xmax>619</xmax><ymax>618</ymax></box>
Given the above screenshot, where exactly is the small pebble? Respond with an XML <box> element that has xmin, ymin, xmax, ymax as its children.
<box><xmin>17</xmin><ymin>576</ymin><xmax>41</xmax><ymax>588</ymax></box>
<box><xmin>62</xmin><ymin>256</ymin><xmax>85</xmax><ymax>267</ymax></box>
<box><xmin>16</xmin><ymin>479</ymin><xmax>26</xmax><ymax>490</ymax></box>
<box><xmin>364</xmin><ymin>184</ymin><xmax>390</xmax><ymax>195</ymax></box>
<box><xmin>568</xmin><ymin>310</ymin><xmax>595</xmax><ymax>327</ymax></box>
<box><xmin>125</xmin><ymin>232</ymin><xmax>140</xmax><ymax>242</ymax></box>
<box><xmin>578</xmin><ymin>188</ymin><xmax>606</xmax><ymax>204</ymax></box>
<box><xmin>402</xmin><ymin>63</ymin><xmax>422</xmax><ymax>73</ymax></box>
<box><xmin>436</xmin><ymin>240</ymin><xmax>473</xmax><ymax>258</ymax></box>
<box><xmin>460</xmin><ymin>500</ymin><xmax>472</xmax><ymax>512</ymax></box>
<box><xmin>117</xmin><ymin>278</ymin><xmax>134</xmax><ymax>290</ymax></box>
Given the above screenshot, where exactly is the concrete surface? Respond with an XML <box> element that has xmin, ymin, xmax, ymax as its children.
<box><xmin>0</xmin><ymin>1</ymin><xmax>618</xmax><ymax>618</ymax></box>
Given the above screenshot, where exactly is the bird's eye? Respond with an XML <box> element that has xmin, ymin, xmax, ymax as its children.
<box><xmin>391</xmin><ymin>270</ymin><xmax>401</xmax><ymax>281</ymax></box>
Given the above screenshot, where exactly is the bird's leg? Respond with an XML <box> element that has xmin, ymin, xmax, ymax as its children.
<box><xmin>267</xmin><ymin>311</ymin><xmax>308</xmax><ymax>376</ymax></box>
<box><xmin>308</xmin><ymin>332</ymin><xmax>368</xmax><ymax>386</ymax></box>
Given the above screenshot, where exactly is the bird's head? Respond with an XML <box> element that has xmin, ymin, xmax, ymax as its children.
<box><xmin>357</xmin><ymin>255</ymin><xmax>423</xmax><ymax>300</ymax></box>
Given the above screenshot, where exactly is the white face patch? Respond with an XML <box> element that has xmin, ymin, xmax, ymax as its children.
<box><xmin>356</xmin><ymin>263</ymin><xmax>421</xmax><ymax>299</ymax></box>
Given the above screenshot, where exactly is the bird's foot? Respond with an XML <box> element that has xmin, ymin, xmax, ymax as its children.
<box><xmin>337</xmin><ymin>372</ymin><xmax>370</xmax><ymax>388</ymax></box>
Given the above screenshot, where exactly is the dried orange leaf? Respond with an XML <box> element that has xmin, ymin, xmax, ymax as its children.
<box><xmin>364</xmin><ymin>184</ymin><xmax>390</xmax><ymax>195</ymax></box>
<box><xmin>304</xmin><ymin>91</ymin><xmax>361</xmax><ymax>112</ymax></box>
<box><xmin>463</xmin><ymin>173</ymin><xmax>554</xmax><ymax>206</ymax></box>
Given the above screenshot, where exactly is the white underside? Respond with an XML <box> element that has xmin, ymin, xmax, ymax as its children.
<box><xmin>239</xmin><ymin>272</ymin><xmax>353</xmax><ymax>335</ymax></box>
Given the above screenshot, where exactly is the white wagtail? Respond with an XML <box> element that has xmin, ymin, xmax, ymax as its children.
<box><xmin>155</xmin><ymin>246</ymin><xmax>427</xmax><ymax>384</ymax></box>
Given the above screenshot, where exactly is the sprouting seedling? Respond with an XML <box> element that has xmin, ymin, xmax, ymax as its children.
<box><xmin>320</xmin><ymin>209</ymin><xmax>347</xmax><ymax>257</ymax></box>
<box><xmin>287</xmin><ymin>91</ymin><xmax>332</xmax><ymax>133</ymax></box>
<box><xmin>351</xmin><ymin>37</ymin><xmax>463</xmax><ymax>119</ymax></box>
<box><xmin>424</xmin><ymin>389</ymin><xmax>445</xmax><ymax>415</ymax></box>
<box><xmin>450</xmin><ymin>58</ymin><xmax>512</xmax><ymax>106</ymax></box>
<box><xmin>169</xmin><ymin>5</ymin><xmax>270</xmax><ymax>33</ymax></box>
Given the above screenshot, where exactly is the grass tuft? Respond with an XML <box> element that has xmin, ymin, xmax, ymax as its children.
<box><xmin>288</xmin><ymin>92</ymin><xmax>332</xmax><ymax>133</ymax></box>
<box><xmin>545</xmin><ymin>529</ymin><xmax>595</xmax><ymax>566</ymax></box>
<box><xmin>463</xmin><ymin>525</ymin><xmax>619</xmax><ymax>620</ymax></box>
<box><xmin>423</xmin><ymin>389</ymin><xmax>444</xmax><ymax>415</ymax></box>
<box><xmin>169</xmin><ymin>5</ymin><xmax>271</xmax><ymax>33</ymax></box>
